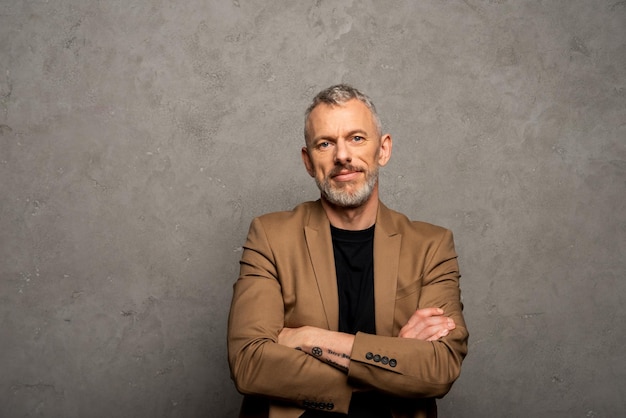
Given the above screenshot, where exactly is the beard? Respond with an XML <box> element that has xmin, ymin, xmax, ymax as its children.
<box><xmin>315</xmin><ymin>164</ymin><xmax>379</xmax><ymax>208</ymax></box>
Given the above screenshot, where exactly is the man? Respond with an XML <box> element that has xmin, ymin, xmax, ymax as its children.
<box><xmin>227</xmin><ymin>84</ymin><xmax>468</xmax><ymax>418</ymax></box>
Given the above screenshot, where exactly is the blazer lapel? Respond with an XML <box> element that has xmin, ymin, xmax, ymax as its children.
<box><xmin>304</xmin><ymin>202</ymin><xmax>339</xmax><ymax>331</ymax></box>
<box><xmin>373</xmin><ymin>203</ymin><xmax>401</xmax><ymax>336</ymax></box>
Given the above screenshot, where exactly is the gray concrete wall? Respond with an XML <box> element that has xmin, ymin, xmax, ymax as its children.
<box><xmin>1</xmin><ymin>1</ymin><xmax>624</xmax><ymax>417</ymax></box>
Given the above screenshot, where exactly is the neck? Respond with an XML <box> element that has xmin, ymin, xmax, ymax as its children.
<box><xmin>320</xmin><ymin>186</ymin><xmax>379</xmax><ymax>231</ymax></box>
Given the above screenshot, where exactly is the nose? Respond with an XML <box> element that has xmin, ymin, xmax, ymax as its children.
<box><xmin>334</xmin><ymin>139</ymin><xmax>352</xmax><ymax>165</ymax></box>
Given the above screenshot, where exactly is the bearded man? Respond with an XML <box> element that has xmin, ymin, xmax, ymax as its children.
<box><xmin>228</xmin><ymin>84</ymin><xmax>468</xmax><ymax>418</ymax></box>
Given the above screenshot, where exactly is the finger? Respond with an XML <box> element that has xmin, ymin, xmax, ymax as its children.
<box><xmin>403</xmin><ymin>311</ymin><xmax>444</xmax><ymax>331</ymax></box>
<box><xmin>412</xmin><ymin>315</ymin><xmax>454</xmax><ymax>330</ymax></box>
<box><xmin>426</xmin><ymin>329</ymin><xmax>449</xmax><ymax>341</ymax></box>
<box><xmin>400</xmin><ymin>314</ymin><xmax>454</xmax><ymax>338</ymax></box>
<box><xmin>418</xmin><ymin>323</ymin><xmax>451</xmax><ymax>340</ymax></box>
<box><xmin>403</xmin><ymin>317</ymin><xmax>456</xmax><ymax>340</ymax></box>
<box><xmin>412</xmin><ymin>307</ymin><xmax>444</xmax><ymax>319</ymax></box>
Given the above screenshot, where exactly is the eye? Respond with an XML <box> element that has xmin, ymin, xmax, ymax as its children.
<box><xmin>352</xmin><ymin>136</ymin><xmax>365</xmax><ymax>143</ymax></box>
<box><xmin>317</xmin><ymin>141</ymin><xmax>332</xmax><ymax>149</ymax></box>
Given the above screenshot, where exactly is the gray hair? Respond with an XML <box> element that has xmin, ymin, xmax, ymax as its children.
<box><xmin>304</xmin><ymin>84</ymin><xmax>382</xmax><ymax>144</ymax></box>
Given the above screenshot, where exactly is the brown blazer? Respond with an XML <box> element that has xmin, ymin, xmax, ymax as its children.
<box><xmin>227</xmin><ymin>201</ymin><xmax>468</xmax><ymax>418</ymax></box>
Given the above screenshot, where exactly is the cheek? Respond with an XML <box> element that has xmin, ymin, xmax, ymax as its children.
<box><xmin>314</xmin><ymin>169</ymin><xmax>327</xmax><ymax>180</ymax></box>
<box><xmin>306</xmin><ymin>164</ymin><xmax>323</xmax><ymax>179</ymax></box>
<box><xmin>311</xmin><ymin>160</ymin><xmax>330</xmax><ymax>175</ymax></box>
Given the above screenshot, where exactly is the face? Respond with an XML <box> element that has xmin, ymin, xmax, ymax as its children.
<box><xmin>302</xmin><ymin>99</ymin><xmax>392</xmax><ymax>208</ymax></box>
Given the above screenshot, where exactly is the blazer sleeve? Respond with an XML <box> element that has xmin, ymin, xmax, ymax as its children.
<box><xmin>348</xmin><ymin>228</ymin><xmax>469</xmax><ymax>398</ymax></box>
<box><xmin>227</xmin><ymin>217</ymin><xmax>353</xmax><ymax>414</ymax></box>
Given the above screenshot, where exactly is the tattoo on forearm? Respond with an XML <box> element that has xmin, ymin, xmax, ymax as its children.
<box><xmin>305</xmin><ymin>347</ymin><xmax>350</xmax><ymax>372</ymax></box>
<box><xmin>327</xmin><ymin>349</ymin><xmax>350</xmax><ymax>360</ymax></box>
<box><xmin>324</xmin><ymin>357</ymin><xmax>349</xmax><ymax>372</ymax></box>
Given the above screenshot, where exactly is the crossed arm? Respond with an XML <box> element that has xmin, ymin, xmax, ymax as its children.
<box><xmin>278</xmin><ymin>307</ymin><xmax>457</xmax><ymax>371</ymax></box>
<box><xmin>228</xmin><ymin>216</ymin><xmax>468</xmax><ymax>412</ymax></box>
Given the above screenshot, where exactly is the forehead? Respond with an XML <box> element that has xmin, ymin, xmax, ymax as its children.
<box><xmin>306</xmin><ymin>99</ymin><xmax>377</xmax><ymax>138</ymax></box>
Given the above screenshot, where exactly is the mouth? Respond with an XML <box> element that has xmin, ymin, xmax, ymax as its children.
<box><xmin>330</xmin><ymin>166</ymin><xmax>363</xmax><ymax>182</ymax></box>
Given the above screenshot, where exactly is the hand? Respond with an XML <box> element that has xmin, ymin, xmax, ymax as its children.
<box><xmin>399</xmin><ymin>308</ymin><xmax>456</xmax><ymax>341</ymax></box>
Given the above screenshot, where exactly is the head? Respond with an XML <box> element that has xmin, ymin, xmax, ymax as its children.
<box><xmin>302</xmin><ymin>84</ymin><xmax>392</xmax><ymax>209</ymax></box>
<box><xmin>304</xmin><ymin>84</ymin><xmax>382</xmax><ymax>145</ymax></box>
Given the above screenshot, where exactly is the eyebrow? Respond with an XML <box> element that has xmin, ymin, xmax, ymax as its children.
<box><xmin>313</xmin><ymin>129</ymin><xmax>370</xmax><ymax>142</ymax></box>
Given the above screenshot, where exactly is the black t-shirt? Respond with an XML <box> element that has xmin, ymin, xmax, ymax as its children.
<box><xmin>301</xmin><ymin>225</ymin><xmax>392</xmax><ymax>418</ymax></box>
<box><xmin>332</xmin><ymin>224</ymin><xmax>376</xmax><ymax>335</ymax></box>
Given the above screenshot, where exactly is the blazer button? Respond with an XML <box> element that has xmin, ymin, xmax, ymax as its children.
<box><xmin>366</xmin><ymin>352</ymin><xmax>374</xmax><ymax>360</ymax></box>
<box><xmin>327</xmin><ymin>403</ymin><xmax>334</xmax><ymax>410</ymax></box>
<box><xmin>373</xmin><ymin>354</ymin><xmax>381</xmax><ymax>362</ymax></box>
<box><xmin>389</xmin><ymin>359</ymin><xmax>397</xmax><ymax>367</ymax></box>
<box><xmin>381</xmin><ymin>356</ymin><xmax>389</xmax><ymax>365</ymax></box>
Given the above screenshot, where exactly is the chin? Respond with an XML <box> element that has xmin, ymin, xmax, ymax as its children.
<box><xmin>324</xmin><ymin>189</ymin><xmax>373</xmax><ymax>208</ymax></box>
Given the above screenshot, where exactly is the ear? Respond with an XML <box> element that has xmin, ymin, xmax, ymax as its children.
<box><xmin>377</xmin><ymin>134</ymin><xmax>392</xmax><ymax>167</ymax></box>
<box><xmin>301</xmin><ymin>146</ymin><xmax>315</xmax><ymax>177</ymax></box>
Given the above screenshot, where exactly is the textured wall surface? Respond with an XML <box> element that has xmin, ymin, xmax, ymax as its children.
<box><xmin>1</xmin><ymin>1</ymin><xmax>625</xmax><ymax>417</ymax></box>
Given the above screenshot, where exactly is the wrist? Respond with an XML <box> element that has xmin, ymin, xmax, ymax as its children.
<box><xmin>297</xmin><ymin>326</ymin><xmax>317</xmax><ymax>352</ymax></box>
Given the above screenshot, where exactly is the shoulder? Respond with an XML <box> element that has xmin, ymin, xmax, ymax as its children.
<box><xmin>253</xmin><ymin>200</ymin><xmax>320</xmax><ymax>226</ymax></box>
<box><xmin>378</xmin><ymin>202</ymin><xmax>451</xmax><ymax>239</ymax></box>
<box><xmin>244</xmin><ymin>201</ymin><xmax>323</xmax><ymax>252</ymax></box>
<box><xmin>248</xmin><ymin>201</ymin><xmax>326</xmax><ymax>239</ymax></box>
<box><xmin>378</xmin><ymin>204</ymin><xmax>457</xmax><ymax>259</ymax></box>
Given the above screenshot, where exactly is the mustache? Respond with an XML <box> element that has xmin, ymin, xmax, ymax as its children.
<box><xmin>329</xmin><ymin>164</ymin><xmax>365</xmax><ymax>177</ymax></box>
